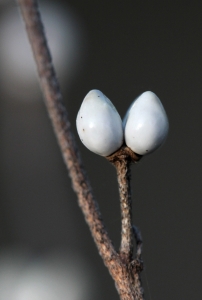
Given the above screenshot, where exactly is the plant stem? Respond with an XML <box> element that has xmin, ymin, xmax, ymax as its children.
<box><xmin>106</xmin><ymin>146</ymin><xmax>141</xmax><ymax>263</ymax></box>
<box><xmin>17</xmin><ymin>0</ymin><xmax>117</xmax><ymax>268</ymax></box>
<box><xmin>17</xmin><ymin>1</ymin><xmax>144</xmax><ymax>299</ymax></box>
<box><xmin>107</xmin><ymin>148</ymin><xmax>144</xmax><ymax>300</ymax></box>
<box><xmin>115</xmin><ymin>158</ymin><xmax>133</xmax><ymax>263</ymax></box>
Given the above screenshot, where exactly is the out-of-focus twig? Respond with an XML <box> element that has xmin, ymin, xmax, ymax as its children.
<box><xmin>17</xmin><ymin>1</ymin><xmax>144</xmax><ymax>299</ymax></box>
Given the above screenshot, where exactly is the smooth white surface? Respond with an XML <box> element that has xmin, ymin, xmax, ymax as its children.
<box><xmin>76</xmin><ymin>90</ymin><xmax>123</xmax><ymax>156</ymax></box>
<box><xmin>123</xmin><ymin>91</ymin><xmax>169</xmax><ymax>155</ymax></box>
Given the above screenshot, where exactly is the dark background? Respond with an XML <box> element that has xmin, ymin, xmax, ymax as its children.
<box><xmin>0</xmin><ymin>0</ymin><xmax>201</xmax><ymax>299</ymax></box>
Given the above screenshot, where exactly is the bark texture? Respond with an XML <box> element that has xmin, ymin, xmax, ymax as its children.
<box><xmin>17</xmin><ymin>1</ymin><xmax>144</xmax><ymax>299</ymax></box>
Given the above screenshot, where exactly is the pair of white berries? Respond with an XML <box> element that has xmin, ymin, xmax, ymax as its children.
<box><xmin>76</xmin><ymin>90</ymin><xmax>169</xmax><ymax>157</ymax></box>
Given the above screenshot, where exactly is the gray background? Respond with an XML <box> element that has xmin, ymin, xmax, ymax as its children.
<box><xmin>0</xmin><ymin>0</ymin><xmax>201</xmax><ymax>299</ymax></box>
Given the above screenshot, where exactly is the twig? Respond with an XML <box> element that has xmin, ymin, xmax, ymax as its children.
<box><xmin>107</xmin><ymin>147</ymin><xmax>144</xmax><ymax>300</ymax></box>
<box><xmin>17</xmin><ymin>0</ymin><xmax>117</xmax><ymax>271</ymax></box>
<box><xmin>107</xmin><ymin>147</ymin><xmax>135</xmax><ymax>263</ymax></box>
<box><xmin>116</xmin><ymin>158</ymin><xmax>133</xmax><ymax>263</ymax></box>
<box><xmin>107</xmin><ymin>147</ymin><xmax>141</xmax><ymax>261</ymax></box>
<box><xmin>17</xmin><ymin>1</ymin><xmax>144</xmax><ymax>299</ymax></box>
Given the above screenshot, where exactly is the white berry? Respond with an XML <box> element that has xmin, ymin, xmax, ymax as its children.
<box><xmin>76</xmin><ymin>89</ymin><xmax>123</xmax><ymax>156</ymax></box>
<box><xmin>123</xmin><ymin>91</ymin><xmax>169</xmax><ymax>155</ymax></box>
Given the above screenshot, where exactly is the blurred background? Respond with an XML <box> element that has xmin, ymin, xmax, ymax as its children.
<box><xmin>0</xmin><ymin>0</ymin><xmax>201</xmax><ymax>299</ymax></box>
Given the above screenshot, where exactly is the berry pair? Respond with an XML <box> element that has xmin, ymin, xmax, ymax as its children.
<box><xmin>76</xmin><ymin>90</ymin><xmax>169</xmax><ymax>157</ymax></box>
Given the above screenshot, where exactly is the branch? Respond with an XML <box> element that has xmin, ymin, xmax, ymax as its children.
<box><xmin>116</xmin><ymin>158</ymin><xmax>133</xmax><ymax>262</ymax></box>
<box><xmin>17</xmin><ymin>1</ymin><xmax>145</xmax><ymax>299</ymax></box>
<box><xmin>107</xmin><ymin>147</ymin><xmax>136</xmax><ymax>263</ymax></box>
<box><xmin>17</xmin><ymin>0</ymin><xmax>117</xmax><ymax>268</ymax></box>
<box><xmin>107</xmin><ymin>147</ymin><xmax>144</xmax><ymax>300</ymax></box>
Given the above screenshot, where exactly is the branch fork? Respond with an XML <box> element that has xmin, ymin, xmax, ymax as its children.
<box><xmin>17</xmin><ymin>1</ymin><xmax>144</xmax><ymax>299</ymax></box>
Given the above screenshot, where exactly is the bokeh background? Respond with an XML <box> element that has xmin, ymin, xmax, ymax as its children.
<box><xmin>0</xmin><ymin>0</ymin><xmax>201</xmax><ymax>299</ymax></box>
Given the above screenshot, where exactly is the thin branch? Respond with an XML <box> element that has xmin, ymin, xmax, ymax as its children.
<box><xmin>17</xmin><ymin>0</ymin><xmax>117</xmax><ymax>268</ymax></box>
<box><xmin>116</xmin><ymin>158</ymin><xmax>133</xmax><ymax>263</ymax></box>
<box><xmin>107</xmin><ymin>147</ymin><xmax>144</xmax><ymax>300</ymax></box>
<box><xmin>107</xmin><ymin>146</ymin><xmax>141</xmax><ymax>263</ymax></box>
<box><xmin>17</xmin><ymin>1</ymin><xmax>145</xmax><ymax>299</ymax></box>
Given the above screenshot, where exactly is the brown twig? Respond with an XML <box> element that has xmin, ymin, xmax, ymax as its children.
<box><xmin>17</xmin><ymin>1</ymin><xmax>144</xmax><ymax>299</ymax></box>
<box><xmin>107</xmin><ymin>146</ymin><xmax>141</xmax><ymax>263</ymax></box>
<box><xmin>17</xmin><ymin>0</ymin><xmax>117</xmax><ymax>271</ymax></box>
<box><xmin>116</xmin><ymin>158</ymin><xmax>133</xmax><ymax>262</ymax></box>
<box><xmin>107</xmin><ymin>147</ymin><xmax>144</xmax><ymax>300</ymax></box>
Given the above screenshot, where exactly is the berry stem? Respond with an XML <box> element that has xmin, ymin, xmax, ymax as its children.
<box><xmin>115</xmin><ymin>158</ymin><xmax>133</xmax><ymax>263</ymax></box>
<box><xmin>107</xmin><ymin>147</ymin><xmax>144</xmax><ymax>299</ymax></box>
<box><xmin>106</xmin><ymin>146</ymin><xmax>141</xmax><ymax>263</ymax></box>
